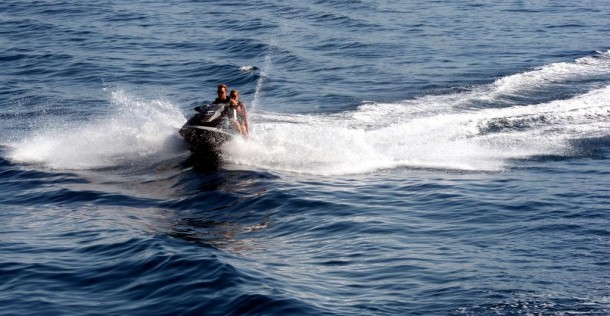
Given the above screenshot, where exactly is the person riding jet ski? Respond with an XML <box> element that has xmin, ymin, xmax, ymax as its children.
<box><xmin>179</xmin><ymin>84</ymin><xmax>248</xmax><ymax>157</ymax></box>
<box><xmin>227</xmin><ymin>89</ymin><xmax>249</xmax><ymax>139</ymax></box>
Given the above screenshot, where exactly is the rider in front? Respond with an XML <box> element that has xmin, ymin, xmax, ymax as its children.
<box><xmin>213</xmin><ymin>84</ymin><xmax>231</xmax><ymax>104</ymax></box>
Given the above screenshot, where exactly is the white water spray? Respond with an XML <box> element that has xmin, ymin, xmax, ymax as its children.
<box><xmin>251</xmin><ymin>39</ymin><xmax>277</xmax><ymax>112</ymax></box>
<box><xmin>6</xmin><ymin>51</ymin><xmax>610</xmax><ymax>175</ymax></box>
<box><xmin>7</xmin><ymin>90</ymin><xmax>187</xmax><ymax>169</ymax></box>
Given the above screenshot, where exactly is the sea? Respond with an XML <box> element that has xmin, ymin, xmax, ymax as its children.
<box><xmin>1</xmin><ymin>1</ymin><xmax>609</xmax><ymax>315</ymax></box>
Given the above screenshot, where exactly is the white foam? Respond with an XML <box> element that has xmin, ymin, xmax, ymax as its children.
<box><xmin>239</xmin><ymin>65</ymin><xmax>256</xmax><ymax>72</ymax></box>
<box><xmin>7</xmin><ymin>90</ymin><xmax>186</xmax><ymax>169</ymax></box>
<box><xmin>472</xmin><ymin>85</ymin><xmax>610</xmax><ymax>136</ymax></box>
<box><xmin>493</xmin><ymin>49</ymin><xmax>610</xmax><ymax>96</ymax></box>
<box><xmin>223</xmin><ymin>84</ymin><xmax>610</xmax><ymax>175</ymax></box>
<box><xmin>7</xmin><ymin>51</ymin><xmax>610</xmax><ymax>175</ymax></box>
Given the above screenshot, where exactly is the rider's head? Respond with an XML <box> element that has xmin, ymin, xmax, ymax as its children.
<box><xmin>217</xmin><ymin>84</ymin><xmax>228</xmax><ymax>98</ymax></box>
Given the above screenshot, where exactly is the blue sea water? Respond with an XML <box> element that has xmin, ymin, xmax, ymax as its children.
<box><xmin>1</xmin><ymin>0</ymin><xmax>610</xmax><ymax>315</ymax></box>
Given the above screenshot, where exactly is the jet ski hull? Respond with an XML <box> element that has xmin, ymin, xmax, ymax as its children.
<box><xmin>179</xmin><ymin>125</ymin><xmax>234</xmax><ymax>156</ymax></box>
<box><xmin>179</xmin><ymin>103</ymin><xmax>239</xmax><ymax>164</ymax></box>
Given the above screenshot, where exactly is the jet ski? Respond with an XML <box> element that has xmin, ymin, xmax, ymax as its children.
<box><xmin>179</xmin><ymin>103</ymin><xmax>239</xmax><ymax>159</ymax></box>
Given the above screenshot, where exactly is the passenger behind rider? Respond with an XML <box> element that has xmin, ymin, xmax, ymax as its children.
<box><xmin>228</xmin><ymin>89</ymin><xmax>249</xmax><ymax>138</ymax></box>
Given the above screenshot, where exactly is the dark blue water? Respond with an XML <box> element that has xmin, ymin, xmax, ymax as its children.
<box><xmin>1</xmin><ymin>1</ymin><xmax>609</xmax><ymax>315</ymax></box>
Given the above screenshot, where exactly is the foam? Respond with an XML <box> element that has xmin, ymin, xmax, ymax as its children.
<box><xmin>6</xmin><ymin>51</ymin><xmax>610</xmax><ymax>175</ymax></box>
<box><xmin>223</xmin><ymin>84</ymin><xmax>610</xmax><ymax>175</ymax></box>
<box><xmin>493</xmin><ymin>49</ymin><xmax>610</xmax><ymax>96</ymax></box>
<box><xmin>239</xmin><ymin>65</ymin><xmax>257</xmax><ymax>72</ymax></box>
<box><xmin>473</xmin><ymin>85</ymin><xmax>610</xmax><ymax>136</ymax></box>
<box><xmin>7</xmin><ymin>90</ymin><xmax>186</xmax><ymax>169</ymax></box>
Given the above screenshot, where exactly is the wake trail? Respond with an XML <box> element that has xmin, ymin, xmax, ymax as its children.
<box><xmin>223</xmin><ymin>51</ymin><xmax>610</xmax><ymax>175</ymax></box>
<box><xmin>6</xmin><ymin>50</ymin><xmax>610</xmax><ymax>175</ymax></box>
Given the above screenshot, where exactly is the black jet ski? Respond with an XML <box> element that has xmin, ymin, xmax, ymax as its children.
<box><xmin>179</xmin><ymin>103</ymin><xmax>239</xmax><ymax>159</ymax></box>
